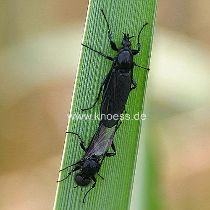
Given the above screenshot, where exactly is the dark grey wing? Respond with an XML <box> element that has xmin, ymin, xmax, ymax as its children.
<box><xmin>101</xmin><ymin>69</ymin><xmax>132</xmax><ymax>127</ymax></box>
<box><xmin>114</xmin><ymin>71</ymin><xmax>132</xmax><ymax>112</ymax></box>
<box><xmin>86</xmin><ymin>123</ymin><xmax>116</xmax><ymax>157</ymax></box>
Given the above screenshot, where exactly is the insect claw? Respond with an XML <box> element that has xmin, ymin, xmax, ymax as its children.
<box><xmin>108</xmin><ymin>31</ymin><xmax>112</xmax><ymax>40</ymax></box>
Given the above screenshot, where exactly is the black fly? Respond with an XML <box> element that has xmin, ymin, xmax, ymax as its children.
<box><xmin>57</xmin><ymin>122</ymin><xmax>120</xmax><ymax>203</ymax></box>
<box><xmin>81</xmin><ymin>9</ymin><xmax>149</xmax><ymax>127</ymax></box>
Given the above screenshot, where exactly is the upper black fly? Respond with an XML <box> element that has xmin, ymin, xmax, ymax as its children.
<box><xmin>57</xmin><ymin>122</ymin><xmax>120</xmax><ymax>203</ymax></box>
<box><xmin>81</xmin><ymin>9</ymin><xmax>149</xmax><ymax>127</ymax></box>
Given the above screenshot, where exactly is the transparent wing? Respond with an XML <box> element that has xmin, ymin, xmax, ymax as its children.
<box><xmin>86</xmin><ymin>123</ymin><xmax>116</xmax><ymax>157</ymax></box>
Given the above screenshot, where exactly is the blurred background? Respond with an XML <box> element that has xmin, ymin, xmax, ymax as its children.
<box><xmin>0</xmin><ymin>0</ymin><xmax>210</xmax><ymax>209</ymax></box>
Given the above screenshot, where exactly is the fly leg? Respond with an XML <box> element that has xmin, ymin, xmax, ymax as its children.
<box><xmin>59</xmin><ymin>161</ymin><xmax>80</xmax><ymax>172</ymax></box>
<box><xmin>81</xmin><ymin>78</ymin><xmax>106</xmax><ymax>111</ymax></box>
<box><xmin>83</xmin><ymin>176</ymin><xmax>97</xmax><ymax>203</ymax></box>
<box><xmin>105</xmin><ymin>152</ymin><xmax>116</xmax><ymax>157</ymax></box>
<box><xmin>106</xmin><ymin>120</ymin><xmax>122</xmax><ymax>158</ymax></box>
<box><xmin>82</xmin><ymin>44</ymin><xmax>113</xmax><ymax>61</ymax></box>
<box><xmin>115</xmin><ymin>120</ymin><xmax>122</xmax><ymax>133</ymax></box>
<box><xmin>132</xmin><ymin>22</ymin><xmax>148</xmax><ymax>55</ymax></box>
<box><xmin>131</xmin><ymin>79</ymin><xmax>137</xmax><ymax>91</ymax></box>
<box><xmin>57</xmin><ymin>165</ymin><xmax>80</xmax><ymax>182</ymax></box>
<box><xmin>132</xmin><ymin>21</ymin><xmax>151</xmax><ymax>69</ymax></box>
<box><xmin>106</xmin><ymin>142</ymin><xmax>117</xmax><ymax>157</ymax></box>
<box><xmin>97</xmin><ymin>173</ymin><xmax>104</xmax><ymax>180</ymax></box>
<box><xmin>100</xmin><ymin>9</ymin><xmax>118</xmax><ymax>51</ymax></box>
<box><xmin>66</xmin><ymin>131</ymin><xmax>87</xmax><ymax>152</ymax></box>
<box><xmin>134</xmin><ymin>62</ymin><xmax>150</xmax><ymax>71</ymax></box>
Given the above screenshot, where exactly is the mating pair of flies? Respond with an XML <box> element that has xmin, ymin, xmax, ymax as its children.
<box><xmin>57</xmin><ymin>9</ymin><xmax>150</xmax><ymax>203</ymax></box>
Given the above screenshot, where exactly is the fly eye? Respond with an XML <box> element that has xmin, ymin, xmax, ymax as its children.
<box><xmin>74</xmin><ymin>174</ymin><xmax>91</xmax><ymax>186</ymax></box>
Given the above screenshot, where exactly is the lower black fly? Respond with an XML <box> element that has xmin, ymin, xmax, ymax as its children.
<box><xmin>57</xmin><ymin>122</ymin><xmax>121</xmax><ymax>203</ymax></box>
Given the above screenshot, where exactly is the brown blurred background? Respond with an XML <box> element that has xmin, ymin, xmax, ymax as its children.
<box><xmin>1</xmin><ymin>0</ymin><xmax>210</xmax><ymax>210</ymax></box>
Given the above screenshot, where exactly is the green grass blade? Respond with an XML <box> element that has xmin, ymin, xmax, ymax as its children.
<box><xmin>144</xmin><ymin>123</ymin><xmax>163</xmax><ymax>210</ymax></box>
<box><xmin>54</xmin><ymin>0</ymin><xmax>157</xmax><ymax>209</ymax></box>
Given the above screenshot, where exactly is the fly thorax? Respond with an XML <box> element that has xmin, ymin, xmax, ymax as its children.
<box><xmin>117</xmin><ymin>50</ymin><xmax>133</xmax><ymax>68</ymax></box>
<box><xmin>81</xmin><ymin>158</ymin><xmax>100</xmax><ymax>176</ymax></box>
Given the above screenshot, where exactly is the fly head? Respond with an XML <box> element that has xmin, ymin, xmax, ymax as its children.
<box><xmin>122</xmin><ymin>33</ymin><xmax>134</xmax><ymax>48</ymax></box>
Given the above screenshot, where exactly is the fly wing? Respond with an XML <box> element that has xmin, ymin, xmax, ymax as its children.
<box><xmin>86</xmin><ymin>123</ymin><xmax>116</xmax><ymax>157</ymax></box>
<box><xmin>101</xmin><ymin>68</ymin><xmax>132</xmax><ymax>127</ymax></box>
